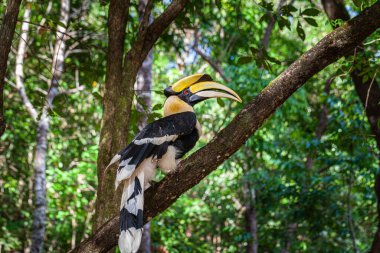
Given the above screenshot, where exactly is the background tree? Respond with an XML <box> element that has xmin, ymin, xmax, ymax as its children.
<box><xmin>320</xmin><ymin>0</ymin><xmax>380</xmax><ymax>251</ymax></box>
<box><xmin>0</xmin><ymin>0</ymin><xmax>22</xmax><ymax>136</ymax></box>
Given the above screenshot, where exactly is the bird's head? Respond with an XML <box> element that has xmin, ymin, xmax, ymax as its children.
<box><xmin>163</xmin><ymin>74</ymin><xmax>242</xmax><ymax>116</ymax></box>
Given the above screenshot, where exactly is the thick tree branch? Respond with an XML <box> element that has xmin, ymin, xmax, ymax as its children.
<box><xmin>70</xmin><ymin>2</ymin><xmax>380</xmax><ymax>252</ymax></box>
<box><xmin>0</xmin><ymin>0</ymin><xmax>22</xmax><ymax>136</ymax></box>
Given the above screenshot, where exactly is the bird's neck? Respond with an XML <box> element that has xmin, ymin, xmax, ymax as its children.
<box><xmin>163</xmin><ymin>96</ymin><xmax>194</xmax><ymax>116</ymax></box>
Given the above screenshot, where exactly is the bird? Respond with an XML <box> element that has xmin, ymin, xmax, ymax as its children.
<box><xmin>106</xmin><ymin>73</ymin><xmax>242</xmax><ymax>253</ymax></box>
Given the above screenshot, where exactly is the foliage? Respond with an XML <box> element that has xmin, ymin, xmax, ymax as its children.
<box><xmin>1</xmin><ymin>0</ymin><xmax>379</xmax><ymax>252</ymax></box>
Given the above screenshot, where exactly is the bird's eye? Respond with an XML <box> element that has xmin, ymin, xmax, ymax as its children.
<box><xmin>183</xmin><ymin>90</ymin><xmax>189</xmax><ymax>95</ymax></box>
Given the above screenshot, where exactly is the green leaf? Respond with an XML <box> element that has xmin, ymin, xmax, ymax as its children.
<box><xmin>304</xmin><ymin>17</ymin><xmax>318</xmax><ymax>27</ymax></box>
<box><xmin>57</xmin><ymin>21</ymin><xmax>67</xmax><ymax>28</ymax></box>
<box><xmin>259</xmin><ymin>12</ymin><xmax>270</xmax><ymax>23</ymax></box>
<box><xmin>266</xmin><ymin>54</ymin><xmax>281</xmax><ymax>64</ymax></box>
<box><xmin>237</xmin><ymin>56</ymin><xmax>253</xmax><ymax>65</ymax></box>
<box><xmin>217</xmin><ymin>98</ymin><xmax>225</xmax><ymax>107</ymax></box>
<box><xmin>301</xmin><ymin>8</ymin><xmax>320</xmax><ymax>16</ymax></box>
<box><xmin>152</xmin><ymin>103</ymin><xmax>162</xmax><ymax>111</ymax></box>
<box><xmin>297</xmin><ymin>21</ymin><xmax>305</xmax><ymax>40</ymax></box>
<box><xmin>281</xmin><ymin>5</ymin><xmax>297</xmax><ymax>16</ymax></box>
<box><xmin>278</xmin><ymin>16</ymin><xmax>291</xmax><ymax>30</ymax></box>
<box><xmin>48</xmin><ymin>20</ymin><xmax>55</xmax><ymax>28</ymax></box>
<box><xmin>260</xmin><ymin>0</ymin><xmax>274</xmax><ymax>11</ymax></box>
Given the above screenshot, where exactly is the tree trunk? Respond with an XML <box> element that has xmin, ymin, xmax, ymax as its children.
<box><xmin>320</xmin><ymin>1</ymin><xmax>380</xmax><ymax>252</ymax></box>
<box><xmin>94</xmin><ymin>0</ymin><xmax>189</xmax><ymax>234</ymax></box>
<box><xmin>31</xmin><ymin>110</ymin><xmax>49</xmax><ymax>253</ymax></box>
<box><xmin>93</xmin><ymin>0</ymin><xmax>130</xmax><ymax>232</ymax></box>
<box><xmin>0</xmin><ymin>0</ymin><xmax>22</xmax><ymax>136</ymax></box>
<box><xmin>69</xmin><ymin>3</ymin><xmax>380</xmax><ymax>252</ymax></box>
<box><xmin>30</xmin><ymin>0</ymin><xmax>70</xmax><ymax>252</ymax></box>
<box><xmin>305</xmin><ymin>79</ymin><xmax>332</xmax><ymax>169</ymax></box>
<box><xmin>244</xmin><ymin>184</ymin><xmax>258</xmax><ymax>253</ymax></box>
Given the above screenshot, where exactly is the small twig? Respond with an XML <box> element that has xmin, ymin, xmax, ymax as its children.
<box><xmin>36</xmin><ymin>87</ymin><xmax>48</xmax><ymax>95</ymax></box>
<box><xmin>75</xmin><ymin>68</ymin><xmax>79</xmax><ymax>88</ymax></box>
<box><xmin>365</xmin><ymin>72</ymin><xmax>377</xmax><ymax>109</ymax></box>
<box><xmin>5</xmin><ymin>78</ymin><xmax>17</xmax><ymax>89</ymax></box>
<box><xmin>364</xmin><ymin>38</ymin><xmax>380</xmax><ymax>45</ymax></box>
<box><xmin>58</xmin><ymin>85</ymin><xmax>85</xmax><ymax>95</ymax></box>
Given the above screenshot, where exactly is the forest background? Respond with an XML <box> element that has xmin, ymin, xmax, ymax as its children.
<box><xmin>1</xmin><ymin>0</ymin><xmax>380</xmax><ymax>252</ymax></box>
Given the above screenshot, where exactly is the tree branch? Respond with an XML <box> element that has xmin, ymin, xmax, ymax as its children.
<box><xmin>261</xmin><ymin>0</ymin><xmax>287</xmax><ymax>50</ymax></box>
<box><xmin>69</xmin><ymin>2</ymin><xmax>380</xmax><ymax>252</ymax></box>
<box><xmin>0</xmin><ymin>0</ymin><xmax>22</xmax><ymax>136</ymax></box>
<box><xmin>126</xmin><ymin>0</ymin><xmax>189</xmax><ymax>71</ymax></box>
<box><xmin>46</xmin><ymin>0</ymin><xmax>70</xmax><ymax>107</ymax></box>
<box><xmin>15</xmin><ymin>1</ymin><xmax>38</xmax><ymax>122</ymax></box>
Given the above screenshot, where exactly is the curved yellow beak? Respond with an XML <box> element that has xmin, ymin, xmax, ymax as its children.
<box><xmin>165</xmin><ymin>73</ymin><xmax>242</xmax><ymax>104</ymax></box>
<box><xmin>189</xmin><ymin>81</ymin><xmax>242</xmax><ymax>103</ymax></box>
<box><xmin>171</xmin><ymin>73</ymin><xmax>212</xmax><ymax>93</ymax></box>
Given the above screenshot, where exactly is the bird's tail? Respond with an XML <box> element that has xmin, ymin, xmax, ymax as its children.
<box><xmin>118</xmin><ymin>170</ymin><xmax>145</xmax><ymax>253</ymax></box>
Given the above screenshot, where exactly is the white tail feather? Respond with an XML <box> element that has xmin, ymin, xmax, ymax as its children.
<box><xmin>118</xmin><ymin>170</ymin><xmax>145</xmax><ymax>253</ymax></box>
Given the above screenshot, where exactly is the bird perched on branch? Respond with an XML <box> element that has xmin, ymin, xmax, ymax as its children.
<box><xmin>106</xmin><ymin>73</ymin><xmax>242</xmax><ymax>253</ymax></box>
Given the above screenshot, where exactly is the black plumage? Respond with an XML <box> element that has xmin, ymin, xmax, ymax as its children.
<box><xmin>116</xmin><ymin>111</ymin><xmax>198</xmax><ymax>173</ymax></box>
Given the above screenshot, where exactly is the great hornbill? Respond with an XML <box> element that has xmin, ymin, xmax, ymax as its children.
<box><xmin>106</xmin><ymin>73</ymin><xmax>242</xmax><ymax>253</ymax></box>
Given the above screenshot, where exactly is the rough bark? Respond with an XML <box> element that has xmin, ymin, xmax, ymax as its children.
<box><xmin>30</xmin><ymin>0</ymin><xmax>70</xmax><ymax>252</ymax></box>
<box><xmin>320</xmin><ymin>1</ymin><xmax>380</xmax><ymax>252</ymax></box>
<box><xmin>94</xmin><ymin>0</ymin><xmax>130</xmax><ymax>231</ymax></box>
<box><xmin>31</xmin><ymin>111</ymin><xmax>49</xmax><ymax>253</ymax></box>
<box><xmin>0</xmin><ymin>0</ymin><xmax>22</xmax><ymax>136</ymax></box>
<box><xmin>94</xmin><ymin>0</ymin><xmax>189</xmax><ymax>233</ymax></box>
<box><xmin>69</xmin><ymin>3</ymin><xmax>380</xmax><ymax>252</ymax></box>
